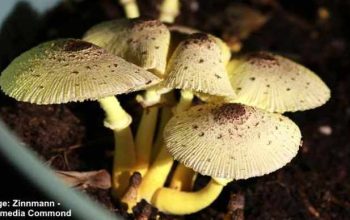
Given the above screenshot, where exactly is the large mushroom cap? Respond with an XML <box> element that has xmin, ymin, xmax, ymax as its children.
<box><xmin>227</xmin><ymin>51</ymin><xmax>331</xmax><ymax>113</ymax></box>
<box><xmin>164</xmin><ymin>103</ymin><xmax>301</xmax><ymax>179</ymax></box>
<box><xmin>0</xmin><ymin>39</ymin><xmax>160</xmax><ymax>104</ymax></box>
<box><xmin>162</xmin><ymin>33</ymin><xmax>235</xmax><ymax>97</ymax></box>
<box><xmin>83</xmin><ymin>18</ymin><xmax>170</xmax><ymax>76</ymax></box>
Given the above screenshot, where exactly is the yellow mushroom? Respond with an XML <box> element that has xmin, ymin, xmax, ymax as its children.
<box><xmin>227</xmin><ymin>51</ymin><xmax>331</xmax><ymax>113</ymax></box>
<box><xmin>138</xmin><ymin>33</ymin><xmax>236</xmax><ymax>201</ymax></box>
<box><xmin>83</xmin><ymin>18</ymin><xmax>170</xmax><ymax>77</ymax></box>
<box><xmin>162</xmin><ymin>33</ymin><xmax>234</xmax><ymax>100</ymax></box>
<box><xmin>0</xmin><ymin>39</ymin><xmax>160</xmax><ymax>199</ymax></box>
<box><xmin>84</xmin><ymin>18</ymin><xmax>171</xmax><ymax>178</ymax></box>
<box><xmin>152</xmin><ymin>103</ymin><xmax>302</xmax><ymax>214</ymax></box>
<box><xmin>164</xmin><ymin>32</ymin><xmax>234</xmax><ymax>191</ymax></box>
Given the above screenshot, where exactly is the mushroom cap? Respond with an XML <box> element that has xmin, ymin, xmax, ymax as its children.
<box><xmin>227</xmin><ymin>52</ymin><xmax>330</xmax><ymax>113</ymax></box>
<box><xmin>164</xmin><ymin>103</ymin><xmax>301</xmax><ymax>179</ymax></box>
<box><xmin>167</xmin><ymin>25</ymin><xmax>231</xmax><ymax>65</ymax></box>
<box><xmin>162</xmin><ymin>33</ymin><xmax>235</xmax><ymax>97</ymax></box>
<box><xmin>0</xmin><ymin>39</ymin><xmax>160</xmax><ymax>104</ymax></box>
<box><xmin>83</xmin><ymin>18</ymin><xmax>170</xmax><ymax>76</ymax></box>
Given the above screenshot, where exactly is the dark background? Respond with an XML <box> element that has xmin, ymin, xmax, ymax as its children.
<box><xmin>0</xmin><ymin>0</ymin><xmax>349</xmax><ymax>219</ymax></box>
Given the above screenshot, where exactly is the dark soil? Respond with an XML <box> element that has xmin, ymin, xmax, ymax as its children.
<box><xmin>0</xmin><ymin>0</ymin><xmax>349</xmax><ymax>219</ymax></box>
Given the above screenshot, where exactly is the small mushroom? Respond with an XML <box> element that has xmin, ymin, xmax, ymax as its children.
<box><xmin>162</xmin><ymin>32</ymin><xmax>235</xmax><ymax>99</ymax></box>
<box><xmin>83</xmin><ymin>18</ymin><xmax>170</xmax><ymax>77</ymax></box>
<box><xmin>138</xmin><ymin>32</ymin><xmax>236</xmax><ymax>201</ymax></box>
<box><xmin>151</xmin><ymin>103</ymin><xmax>301</xmax><ymax>214</ymax></box>
<box><xmin>84</xmin><ymin>18</ymin><xmax>171</xmax><ymax>180</ymax></box>
<box><xmin>227</xmin><ymin>51</ymin><xmax>331</xmax><ymax>113</ymax></box>
<box><xmin>0</xmin><ymin>39</ymin><xmax>160</xmax><ymax>198</ymax></box>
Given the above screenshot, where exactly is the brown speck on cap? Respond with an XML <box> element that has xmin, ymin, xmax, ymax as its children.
<box><xmin>183</xmin><ymin>33</ymin><xmax>213</xmax><ymax>46</ymax></box>
<box><xmin>131</xmin><ymin>18</ymin><xmax>163</xmax><ymax>29</ymax></box>
<box><xmin>212</xmin><ymin>104</ymin><xmax>247</xmax><ymax>124</ymax></box>
<box><xmin>247</xmin><ymin>51</ymin><xmax>280</xmax><ymax>68</ymax></box>
<box><xmin>63</xmin><ymin>39</ymin><xmax>93</xmax><ymax>52</ymax></box>
<box><xmin>163</xmin><ymin>103</ymin><xmax>302</xmax><ymax>179</ymax></box>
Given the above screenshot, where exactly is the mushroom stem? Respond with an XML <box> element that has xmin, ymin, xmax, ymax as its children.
<box><xmin>134</xmin><ymin>89</ymin><xmax>162</xmax><ymax>176</ymax></box>
<box><xmin>159</xmin><ymin>0</ymin><xmax>180</xmax><ymax>23</ymax></box>
<box><xmin>152</xmin><ymin>91</ymin><xmax>176</xmax><ymax>162</ymax></box>
<box><xmin>98</xmin><ymin>96</ymin><xmax>136</xmax><ymax>197</ymax></box>
<box><xmin>98</xmin><ymin>96</ymin><xmax>132</xmax><ymax>131</ymax></box>
<box><xmin>138</xmin><ymin>144</ymin><xmax>174</xmax><ymax>202</ymax></box>
<box><xmin>137</xmin><ymin>90</ymin><xmax>193</xmax><ymax>201</ymax></box>
<box><xmin>151</xmin><ymin>178</ymin><xmax>228</xmax><ymax>215</ymax></box>
<box><xmin>119</xmin><ymin>0</ymin><xmax>140</xmax><ymax>18</ymax></box>
<box><xmin>112</xmin><ymin>127</ymin><xmax>137</xmax><ymax>197</ymax></box>
<box><xmin>169</xmin><ymin>164</ymin><xmax>196</xmax><ymax>191</ymax></box>
<box><xmin>173</xmin><ymin>90</ymin><xmax>194</xmax><ymax>114</ymax></box>
<box><xmin>168</xmin><ymin>90</ymin><xmax>195</xmax><ymax>190</ymax></box>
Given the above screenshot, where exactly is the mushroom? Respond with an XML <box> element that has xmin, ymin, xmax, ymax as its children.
<box><xmin>84</xmin><ymin>18</ymin><xmax>171</xmax><ymax>177</ymax></box>
<box><xmin>227</xmin><ymin>51</ymin><xmax>331</xmax><ymax>113</ymax></box>
<box><xmin>163</xmin><ymin>31</ymin><xmax>234</xmax><ymax>191</ymax></box>
<box><xmin>150</xmin><ymin>25</ymin><xmax>231</xmax><ymax>160</ymax></box>
<box><xmin>162</xmin><ymin>33</ymin><xmax>235</xmax><ymax>108</ymax></box>
<box><xmin>0</xmin><ymin>39</ymin><xmax>160</xmax><ymax>197</ymax></box>
<box><xmin>138</xmin><ymin>32</ymin><xmax>236</xmax><ymax>201</ymax></box>
<box><xmin>151</xmin><ymin>103</ymin><xmax>301</xmax><ymax>214</ymax></box>
<box><xmin>83</xmin><ymin>18</ymin><xmax>170</xmax><ymax>77</ymax></box>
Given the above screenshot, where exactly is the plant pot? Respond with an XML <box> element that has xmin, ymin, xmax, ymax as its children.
<box><xmin>0</xmin><ymin>1</ymin><xmax>121</xmax><ymax>219</ymax></box>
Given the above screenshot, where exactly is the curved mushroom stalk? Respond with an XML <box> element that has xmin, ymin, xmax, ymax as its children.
<box><xmin>119</xmin><ymin>0</ymin><xmax>140</xmax><ymax>18</ymax></box>
<box><xmin>151</xmin><ymin>178</ymin><xmax>230</xmax><ymax>215</ymax></box>
<box><xmin>138</xmin><ymin>145</ymin><xmax>174</xmax><ymax>202</ymax></box>
<box><xmin>169</xmin><ymin>164</ymin><xmax>196</xmax><ymax>191</ymax></box>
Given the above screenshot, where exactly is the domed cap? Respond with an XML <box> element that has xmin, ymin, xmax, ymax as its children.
<box><xmin>162</xmin><ymin>33</ymin><xmax>235</xmax><ymax>97</ymax></box>
<box><xmin>164</xmin><ymin>103</ymin><xmax>301</xmax><ymax>179</ymax></box>
<box><xmin>227</xmin><ymin>51</ymin><xmax>330</xmax><ymax>113</ymax></box>
<box><xmin>167</xmin><ymin>25</ymin><xmax>231</xmax><ymax>65</ymax></box>
<box><xmin>0</xmin><ymin>39</ymin><xmax>160</xmax><ymax>104</ymax></box>
<box><xmin>83</xmin><ymin>18</ymin><xmax>170</xmax><ymax>76</ymax></box>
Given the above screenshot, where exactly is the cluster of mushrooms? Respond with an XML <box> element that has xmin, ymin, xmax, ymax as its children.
<box><xmin>0</xmin><ymin>0</ymin><xmax>330</xmax><ymax>216</ymax></box>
